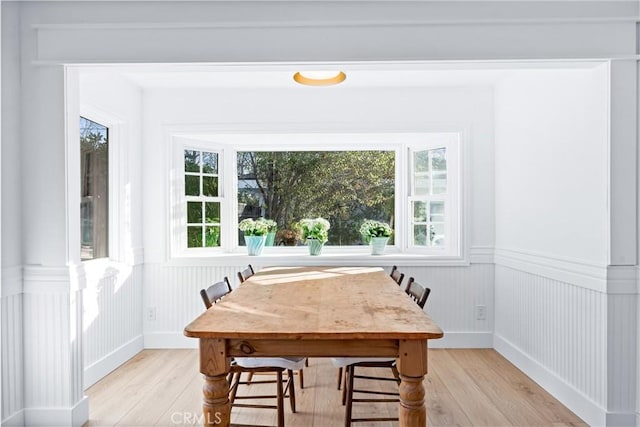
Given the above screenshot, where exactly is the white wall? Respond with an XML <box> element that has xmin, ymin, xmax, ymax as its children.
<box><xmin>78</xmin><ymin>73</ymin><xmax>144</xmax><ymax>388</ymax></box>
<box><xmin>493</xmin><ymin>64</ymin><xmax>637</xmax><ymax>426</ymax></box>
<box><xmin>495</xmin><ymin>67</ymin><xmax>609</xmax><ymax>265</ymax></box>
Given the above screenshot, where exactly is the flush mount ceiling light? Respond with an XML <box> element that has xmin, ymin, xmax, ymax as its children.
<box><xmin>293</xmin><ymin>71</ymin><xmax>346</xmax><ymax>86</ymax></box>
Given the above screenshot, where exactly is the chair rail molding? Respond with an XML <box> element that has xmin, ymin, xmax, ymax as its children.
<box><xmin>22</xmin><ymin>264</ymin><xmax>87</xmax><ymax>294</ymax></box>
<box><xmin>494</xmin><ymin>247</ymin><xmax>638</xmax><ymax>293</ymax></box>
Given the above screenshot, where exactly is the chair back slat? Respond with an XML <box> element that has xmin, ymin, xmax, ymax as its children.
<box><xmin>390</xmin><ymin>265</ymin><xmax>404</xmax><ymax>287</ymax></box>
<box><xmin>200</xmin><ymin>277</ymin><xmax>233</xmax><ymax>309</ymax></box>
<box><xmin>405</xmin><ymin>277</ymin><xmax>431</xmax><ymax>309</ymax></box>
<box><xmin>237</xmin><ymin>264</ymin><xmax>256</xmax><ymax>283</ymax></box>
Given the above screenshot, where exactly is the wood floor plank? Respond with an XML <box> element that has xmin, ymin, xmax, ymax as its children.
<box><xmin>116</xmin><ymin>350</ymin><xmax>197</xmax><ymax>426</ymax></box>
<box><xmin>426</xmin><ymin>349</ymin><xmax>514</xmax><ymax>426</ymax></box>
<box><xmin>86</xmin><ymin>350</ymin><xmax>179</xmax><ymax>426</ymax></box>
<box><xmin>448</xmin><ymin>349</ymin><xmax>545</xmax><ymax>426</ymax></box>
<box><xmin>475</xmin><ymin>350</ymin><xmax>589</xmax><ymax>427</ymax></box>
<box><xmin>424</xmin><ymin>351</ymin><xmax>474</xmax><ymax>427</ymax></box>
<box><xmin>85</xmin><ymin>349</ymin><xmax>586</xmax><ymax>427</ymax></box>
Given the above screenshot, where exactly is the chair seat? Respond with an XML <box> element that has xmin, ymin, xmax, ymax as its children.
<box><xmin>235</xmin><ymin>357</ymin><xmax>307</xmax><ymax>370</ymax></box>
<box><xmin>330</xmin><ymin>357</ymin><xmax>395</xmax><ymax>368</ymax></box>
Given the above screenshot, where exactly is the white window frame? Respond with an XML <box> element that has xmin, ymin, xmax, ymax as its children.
<box><xmin>78</xmin><ymin>106</ymin><xmax>124</xmax><ymax>263</ymax></box>
<box><xmin>170</xmin><ymin>132</ymin><xmax>466</xmax><ymax>262</ymax></box>
<box><xmin>407</xmin><ymin>134</ymin><xmax>461</xmax><ymax>257</ymax></box>
<box><xmin>171</xmin><ymin>138</ymin><xmax>232</xmax><ymax>256</ymax></box>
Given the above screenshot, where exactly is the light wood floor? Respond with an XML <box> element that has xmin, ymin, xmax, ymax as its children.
<box><xmin>84</xmin><ymin>349</ymin><xmax>587</xmax><ymax>427</ymax></box>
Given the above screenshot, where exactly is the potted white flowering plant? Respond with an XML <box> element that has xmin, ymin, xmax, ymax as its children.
<box><xmin>263</xmin><ymin>219</ymin><xmax>278</xmax><ymax>246</ymax></box>
<box><xmin>359</xmin><ymin>220</ymin><xmax>393</xmax><ymax>255</ymax></box>
<box><xmin>238</xmin><ymin>218</ymin><xmax>269</xmax><ymax>255</ymax></box>
<box><xmin>299</xmin><ymin>217</ymin><xmax>330</xmax><ymax>256</ymax></box>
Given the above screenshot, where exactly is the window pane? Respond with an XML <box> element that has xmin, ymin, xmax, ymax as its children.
<box><xmin>414</xmin><ymin>225</ymin><xmax>428</xmax><ymax>246</ymax></box>
<box><xmin>184</xmin><ymin>150</ymin><xmax>200</xmax><ymax>172</ymax></box>
<box><xmin>205</xmin><ymin>226</ymin><xmax>220</xmax><ymax>247</ymax></box>
<box><xmin>185</xmin><ymin>175</ymin><xmax>200</xmax><ymax>196</ymax></box>
<box><xmin>431</xmin><ymin>223</ymin><xmax>445</xmax><ymax>247</ymax></box>
<box><xmin>205</xmin><ymin>202</ymin><xmax>220</xmax><ymax>223</ymax></box>
<box><xmin>414</xmin><ymin>150</ymin><xmax>429</xmax><ymax>173</ymax></box>
<box><xmin>432</xmin><ymin>148</ymin><xmax>447</xmax><ymax>171</ymax></box>
<box><xmin>432</xmin><ymin>173</ymin><xmax>447</xmax><ymax>195</ymax></box>
<box><xmin>430</xmin><ymin>201</ymin><xmax>445</xmax><ymax>222</ymax></box>
<box><xmin>202</xmin><ymin>176</ymin><xmax>218</xmax><ymax>197</ymax></box>
<box><xmin>237</xmin><ymin>151</ymin><xmax>395</xmax><ymax>246</ymax></box>
<box><xmin>202</xmin><ymin>152</ymin><xmax>218</xmax><ymax>174</ymax></box>
<box><xmin>415</xmin><ymin>175</ymin><xmax>430</xmax><ymax>196</ymax></box>
<box><xmin>413</xmin><ymin>201</ymin><xmax>427</xmax><ymax>222</ymax></box>
<box><xmin>187</xmin><ymin>226</ymin><xmax>203</xmax><ymax>247</ymax></box>
<box><xmin>187</xmin><ymin>202</ymin><xmax>202</xmax><ymax>224</ymax></box>
<box><xmin>80</xmin><ymin>116</ymin><xmax>109</xmax><ymax>261</ymax></box>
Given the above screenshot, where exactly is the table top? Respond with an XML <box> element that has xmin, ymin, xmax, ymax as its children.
<box><xmin>184</xmin><ymin>266</ymin><xmax>443</xmax><ymax>340</ymax></box>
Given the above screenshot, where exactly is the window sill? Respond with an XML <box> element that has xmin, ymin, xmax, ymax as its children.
<box><xmin>166</xmin><ymin>248</ymin><xmax>471</xmax><ymax>267</ymax></box>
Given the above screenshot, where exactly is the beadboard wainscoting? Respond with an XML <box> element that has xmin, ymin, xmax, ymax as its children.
<box><xmin>495</xmin><ymin>249</ymin><xmax>638</xmax><ymax>427</ymax></box>
<box><xmin>142</xmin><ymin>261</ymin><xmax>495</xmax><ymax>349</ymax></box>
<box><xmin>21</xmin><ymin>266</ymin><xmax>88</xmax><ymax>427</ymax></box>
<box><xmin>83</xmin><ymin>261</ymin><xmax>143</xmax><ymax>389</ymax></box>
<box><xmin>1</xmin><ymin>266</ymin><xmax>24</xmax><ymax>426</ymax></box>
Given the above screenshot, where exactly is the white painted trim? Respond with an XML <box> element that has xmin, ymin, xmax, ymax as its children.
<box><xmin>1</xmin><ymin>265</ymin><xmax>23</xmax><ymax>297</ymax></box>
<box><xmin>2</xmin><ymin>410</ymin><xmax>25</xmax><ymax>427</ymax></box>
<box><xmin>83</xmin><ymin>335</ymin><xmax>144</xmax><ymax>389</ymax></box>
<box><xmin>23</xmin><ymin>396</ymin><xmax>89</xmax><ymax>427</ymax></box>
<box><xmin>469</xmin><ymin>246</ymin><xmax>494</xmax><ymax>264</ymax></box>
<box><xmin>494</xmin><ymin>333</ymin><xmax>605</xmax><ymax>427</ymax></box>
<box><xmin>68</xmin><ymin>262</ymin><xmax>86</xmax><ymax>293</ymax></box>
<box><xmin>31</xmin><ymin>14</ymin><xmax>639</xmax><ymax>32</ymax></box>
<box><xmin>429</xmin><ymin>332</ymin><xmax>493</xmax><ymax>349</ymax></box>
<box><xmin>161</xmin><ymin>253</ymin><xmax>473</xmax><ymax>268</ymax></box>
<box><xmin>496</xmin><ymin>248</ymin><xmax>639</xmax><ymax>294</ymax></box>
<box><xmin>606</xmin><ymin>265</ymin><xmax>638</xmax><ymax>294</ymax></box>
<box><xmin>22</xmin><ymin>266</ymin><xmax>72</xmax><ymax>294</ymax></box>
<box><xmin>144</xmin><ymin>332</ymin><xmax>198</xmax><ymax>349</ymax></box>
<box><xmin>146</xmin><ymin>331</ymin><xmax>491</xmax><ymax>350</ymax></box>
<box><xmin>126</xmin><ymin>246</ymin><xmax>145</xmax><ymax>266</ymax></box>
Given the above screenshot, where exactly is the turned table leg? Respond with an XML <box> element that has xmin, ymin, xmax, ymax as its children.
<box><xmin>200</xmin><ymin>338</ymin><xmax>231</xmax><ymax>426</ymax></box>
<box><xmin>399</xmin><ymin>374</ymin><xmax>426</xmax><ymax>425</ymax></box>
<box><xmin>397</xmin><ymin>339</ymin><xmax>429</xmax><ymax>426</ymax></box>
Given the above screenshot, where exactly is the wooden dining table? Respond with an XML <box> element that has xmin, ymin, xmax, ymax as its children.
<box><xmin>184</xmin><ymin>266</ymin><xmax>444</xmax><ymax>426</ymax></box>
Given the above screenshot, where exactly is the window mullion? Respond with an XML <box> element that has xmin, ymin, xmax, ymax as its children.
<box><xmin>222</xmin><ymin>148</ymin><xmax>237</xmax><ymax>250</ymax></box>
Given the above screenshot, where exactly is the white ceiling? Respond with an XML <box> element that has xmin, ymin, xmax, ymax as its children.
<box><xmin>90</xmin><ymin>60</ymin><xmax>607</xmax><ymax>90</ymax></box>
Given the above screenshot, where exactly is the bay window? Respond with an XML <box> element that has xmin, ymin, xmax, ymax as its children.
<box><xmin>172</xmin><ymin>133</ymin><xmax>463</xmax><ymax>259</ymax></box>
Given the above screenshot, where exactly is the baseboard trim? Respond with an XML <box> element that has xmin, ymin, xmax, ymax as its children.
<box><xmin>144</xmin><ymin>332</ymin><xmax>198</xmax><ymax>349</ymax></box>
<box><xmin>494</xmin><ymin>334</ymin><xmax>605</xmax><ymax>427</ymax></box>
<box><xmin>84</xmin><ymin>335</ymin><xmax>144</xmax><ymax>389</ymax></box>
<box><xmin>2</xmin><ymin>409</ymin><xmax>25</xmax><ymax>426</ymax></box>
<box><xmin>429</xmin><ymin>332</ymin><xmax>493</xmax><ymax>348</ymax></box>
<box><xmin>23</xmin><ymin>396</ymin><xmax>88</xmax><ymax>426</ymax></box>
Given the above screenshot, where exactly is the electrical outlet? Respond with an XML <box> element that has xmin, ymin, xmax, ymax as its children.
<box><xmin>475</xmin><ymin>305</ymin><xmax>486</xmax><ymax>320</ymax></box>
<box><xmin>146</xmin><ymin>307</ymin><xmax>156</xmax><ymax>321</ymax></box>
